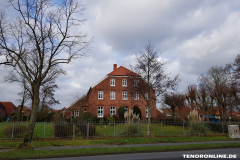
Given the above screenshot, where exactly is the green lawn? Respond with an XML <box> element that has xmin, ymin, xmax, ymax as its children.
<box><xmin>0</xmin><ymin>122</ymin><xmax>223</xmax><ymax>139</ymax></box>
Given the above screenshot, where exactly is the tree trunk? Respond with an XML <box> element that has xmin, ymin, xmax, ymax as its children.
<box><xmin>147</xmin><ymin>105</ymin><xmax>151</xmax><ymax>136</ymax></box>
<box><xmin>205</xmin><ymin>108</ymin><xmax>209</xmax><ymax>122</ymax></box>
<box><xmin>18</xmin><ymin>90</ymin><xmax>26</xmax><ymax>122</ymax></box>
<box><xmin>18</xmin><ymin>100</ymin><xmax>24</xmax><ymax>122</ymax></box>
<box><xmin>22</xmin><ymin>84</ymin><xmax>40</xmax><ymax>146</ymax></box>
<box><xmin>222</xmin><ymin>106</ymin><xmax>227</xmax><ymax>123</ymax></box>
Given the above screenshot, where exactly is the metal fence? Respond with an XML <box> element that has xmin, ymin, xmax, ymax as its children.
<box><xmin>0</xmin><ymin>121</ymin><xmax>239</xmax><ymax>140</ymax></box>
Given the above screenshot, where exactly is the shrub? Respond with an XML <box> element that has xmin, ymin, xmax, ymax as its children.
<box><xmin>107</xmin><ymin>116</ymin><xmax>115</xmax><ymax>123</ymax></box>
<box><xmin>75</xmin><ymin>124</ymin><xmax>96</xmax><ymax>137</ymax></box>
<box><xmin>54</xmin><ymin>123</ymin><xmax>73</xmax><ymax>138</ymax></box>
<box><xmin>3</xmin><ymin>125</ymin><xmax>27</xmax><ymax>138</ymax></box>
<box><xmin>188</xmin><ymin>122</ymin><xmax>210</xmax><ymax>136</ymax></box>
<box><xmin>133</xmin><ymin>106</ymin><xmax>141</xmax><ymax>119</ymax></box>
<box><xmin>99</xmin><ymin>118</ymin><xmax>104</xmax><ymax>124</ymax></box>
<box><xmin>46</xmin><ymin>112</ymin><xmax>55</xmax><ymax>122</ymax></box>
<box><xmin>81</xmin><ymin>112</ymin><xmax>94</xmax><ymax>122</ymax></box>
<box><xmin>187</xmin><ymin>109</ymin><xmax>209</xmax><ymax>136</ymax></box>
<box><xmin>121</xmin><ymin>123</ymin><xmax>139</xmax><ymax>136</ymax></box>
<box><xmin>207</xmin><ymin>122</ymin><xmax>228</xmax><ymax>133</ymax></box>
<box><xmin>118</xmin><ymin>106</ymin><xmax>126</xmax><ymax>121</ymax></box>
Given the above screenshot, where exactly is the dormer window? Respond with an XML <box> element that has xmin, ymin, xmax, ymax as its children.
<box><xmin>110</xmin><ymin>78</ymin><xmax>115</xmax><ymax>86</ymax></box>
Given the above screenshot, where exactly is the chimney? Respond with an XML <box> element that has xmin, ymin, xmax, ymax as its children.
<box><xmin>113</xmin><ymin>64</ymin><xmax>117</xmax><ymax>71</ymax></box>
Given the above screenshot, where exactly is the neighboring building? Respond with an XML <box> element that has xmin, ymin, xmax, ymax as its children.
<box><xmin>0</xmin><ymin>102</ymin><xmax>7</xmax><ymax>117</ymax></box>
<box><xmin>17</xmin><ymin>105</ymin><xmax>31</xmax><ymax>116</ymax></box>
<box><xmin>0</xmin><ymin>102</ymin><xmax>17</xmax><ymax>116</ymax></box>
<box><xmin>66</xmin><ymin>64</ymin><xmax>157</xmax><ymax>120</ymax></box>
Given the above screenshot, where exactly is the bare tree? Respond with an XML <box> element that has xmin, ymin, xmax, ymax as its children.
<box><xmin>198</xmin><ymin>66</ymin><xmax>233</xmax><ymax>123</ymax></box>
<box><xmin>163</xmin><ymin>92</ymin><xmax>185</xmax><ymax>119</ymax></box>
<box><xmin>129</xmin><ymin>41</ymin><xmax>180</xmax><ymax>136</ymax></box>
<box><xmin>0</xmin><ymin>0</ymin><xmax>92</xmax><ymax>146</ymax></box>
<box><xmin>185</xmin><ymin>84</ymin><xmax>197</xmax><ymax>109</ymax></box>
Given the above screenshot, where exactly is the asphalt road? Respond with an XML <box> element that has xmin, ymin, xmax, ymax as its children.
<box><xmin>24</xmin><ymin>148</ymin><xmax>240</xmax><ymax>160</ymax></box>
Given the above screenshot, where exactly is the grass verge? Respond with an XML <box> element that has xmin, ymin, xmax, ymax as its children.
<box><xmin>0</xmin><ymin>143</ymin><xmax>240</xmax><ymax>160</ymax></box>
<box><xmin>0</xmin><ymin>135</ymin><xmax>234</xmax><ymax>149</ymax></box>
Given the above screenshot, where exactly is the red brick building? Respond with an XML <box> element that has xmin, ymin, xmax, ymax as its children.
<box><xmin>17</xmin><ymin>105</ymin><xmax>31</xmax><ymax>116</ymax></box>
<box><xmin>0</xmin><ymin>102</ymin><xmax>17</xmax><ymax>116</ymax></box>
<box><xmin>0</xmin><ymin>102</ymin><xmax>7</xmax><ymax>117</ymax></box>
<box><xmin>66</xmin><ymin>64</ymin><xmax>157</xmax><ymax>120</ymax></box>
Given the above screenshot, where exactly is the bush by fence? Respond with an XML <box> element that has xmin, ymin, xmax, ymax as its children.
<box><xmin>3</xmin><ymin>125</ymin><xmax>27</xmax><ymax>138</ymax></box>
<box><xmin>54</xmin><ymin>123</ymin><xmax>73</xmax><ymax>138</ymax></box>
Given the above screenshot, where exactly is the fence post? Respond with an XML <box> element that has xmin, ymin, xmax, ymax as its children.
<box><xmin>73</xmin><ymin>123</ymin><xmax>75</xmax><ymax>140</ymax></box>
<box><xmin>161</xmin><ymin>121</ymin><xmax>163</xmax><ymax>136</ymax></box>
<box><xmin>222</xmin><ymin>122</ymin><xmax>224</xmax><ymax>134</ymax></box>
<box><xmin>44</xmin><ymin>122</ymin><xmax>45</xmax><ymax>138</ymax></box>
<box><xmin>11</xmin><ymin>122</ymin><xmax>14</xmax><ymax>139</ymax></box>
<box><xmin>183</xmin><ymin>121</ymin><xmax>185</xmax><ymax>135</ymax></box>
<box><xmin>87</xmin><ymin>122</ymin><xmax>89</xmax><ymax>139</ymax></box>
<box><xmin>114</xmin><ymin>121</ymin><xmax>115</xmax><ymax>137</ymax></box>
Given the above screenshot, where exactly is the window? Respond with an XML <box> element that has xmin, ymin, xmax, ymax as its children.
<box><xmin>98</xmin><ymin>106</ymin><xmax>104</xmax><ymax>117</ymax></box>
<box><xmin>145</xmin><ymin>92</ymin><xmax>148</xmax><ymax>100</ymax></box>
<box><xmin>122</xmin><ymin>79</ymin><xmax>127</xmax><ymax>87</ymax></box>
<box><xmin>134</xmin><ymin>92</ymin><xmax>139</xmax><ymax>100</ymax></box>
<box><xmin>110</xmin><ymin>91</ymin><xmax>115</xmax><ymax>100</ymax></box>
<box><xmin>123</xmin><ymin>91</ymin><xmax>128</xmax><ymax>100</ymax></box>
<box><xmin>110</xmin><ymin>106</ymin><xmax>116</xmax><ymax>116</ymax></box>
<box><xmin>74</xmin><ymin>110</ymin><xmax>79</xmax><ymax>117</ymax></box>
<box><xmin>145</xmin><ymin>107</ymin><xmax>148</xmax><ymax>117</ymax></box>
<box><xmin>98</xmin><ymin>91</ymin><xmax>103</xmax><ymax>99</ymax></box>
<box><xmin>134</xmin><ymin>80</ymin><xmax>139</xmax><ymax>87</ymax></box>
<box><xmin>110</xmin><ymin>78</ymin><xmax>115</xmax><ymax>86</ymax></box>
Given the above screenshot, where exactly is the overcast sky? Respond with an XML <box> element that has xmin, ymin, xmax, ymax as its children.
<box><xmin>0</xmin><ymin>0</ymin><xmax>240</xmax><ymax>110</ymax></box>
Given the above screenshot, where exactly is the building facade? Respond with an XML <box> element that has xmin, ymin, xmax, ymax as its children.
<box><xmin>67</xmin><ymin>64</ymin><xmax>157</xmax><ymax>120</ymax></box>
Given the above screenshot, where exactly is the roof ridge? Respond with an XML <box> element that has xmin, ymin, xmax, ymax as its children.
<box><xmin>108</xmin><ymin>65</ymin><xmax>140</xmax><ymax>76</ymax></box>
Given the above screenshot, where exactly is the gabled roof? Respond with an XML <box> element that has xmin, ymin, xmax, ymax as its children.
<box><xmin>17</xmin><ymin>105</ymin><xmax>31</xmax><ymax>116</ymax></box>
<box><xmin>0</xmin><ymin>102</ymin><xmax>17</xmax><ymax>116</ymax></box>
<box><xmin>108</xmin><ymin>66</ymin><xmax>140</xmax><ymax>77</ymax></box>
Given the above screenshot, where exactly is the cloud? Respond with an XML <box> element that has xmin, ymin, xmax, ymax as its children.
<box><xmin>1</xmin><ymin>0</ymin><xmax>240</xmax><ymax>109</ymax></box>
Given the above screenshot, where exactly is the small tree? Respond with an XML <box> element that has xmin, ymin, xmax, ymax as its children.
<box><xmin>129</xmin><ymin>41</ymin><xmax>180</xmax><ymax>135</ymax></box>
<box><xmin>132</xmin><ymin>106</ymin><xmax>141</xmax><ymax>119</ymax></box>
<box><xmin>117</xmin><ymin>106</ymin><xmax>125</xmax><ymax>121</ymax></box>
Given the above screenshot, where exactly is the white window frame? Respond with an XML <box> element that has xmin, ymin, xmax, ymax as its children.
<box><xmin>123</xmin><ymin>91</ymin><xmax>128</xmax><ymax>100</ymax></box>
<box><xmin>134</xmin><ymin>80</ymin><xmax>139</xmax><ymax>87</ymax></box>
<box><xmin>134</xmin><ymin>92</ymin><xmax>139</xmax><ymax>100</ymax></box>
<box><xmin>110</xmin><ymin>91</ymin><xmax>115</xmax><ymax>100</ymax></box>
<box><xmin>145</xmin><ymin>107</ymin><xmax>148</xmax><ymax>117</ymax></box>
<box><xmin>74</xmin><ymin>110</ymin><xmax>79</xmax><ymax>117</ymax></box>
<box><xmin>122</xmin><ymin>79</ymin><xmax>127</xmax><ymax>87</ymax></box>
<box><xmin>110</xmin><ymin>106</ymin><xmax>116</xmax><ymax>116</ymax></box>
<box><xmin>145</xmin><ymin>92</ymin><xmax>149</xmax><ymax>100</ymax></box>
<box><xmin>110</xmin><ymin>78</ymin><xmax>115</xmax><ymax>86</ymax></box>
<box><xmin>98</xmin><ymin>91</ymin><xmax>103</xmax><ymax>99</ymax></box>
<box><xmin>98</xmin><ymin>106</ymin><xmax>104</xmax><ymax>117</ymax></box>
